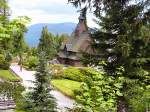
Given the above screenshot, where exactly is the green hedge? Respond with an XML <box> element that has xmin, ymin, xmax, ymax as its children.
<box><xmin>52</xmin><ymin>66</ymin><xmax>98</xmax><ymax>82</ymax></box>
<box><xmin>63</xmin><ymin>67</ymin><xmax>85</xmax><ymax>82</ymax></box>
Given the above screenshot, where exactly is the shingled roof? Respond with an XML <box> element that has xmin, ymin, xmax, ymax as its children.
<box><xmin>61</xmin><ymin>32</ymin><xmax>92</xmax><ymax>53</ymax></box>
<box><xmin>60</xmin><ymin>11</ymin><xmax>93</xmax><ymax>51</ymax></box>
<box><xmin>58</xmin><ymin>11</ymin><xmax>95</xmax><ymax>63</ymax></box>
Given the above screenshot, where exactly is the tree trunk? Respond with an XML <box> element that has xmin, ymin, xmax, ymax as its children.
<box><xmin>117</xmin><ymin>96</ymin><xmax>128</xmax><ymax>112</ymax></box>
<box><xmin>19</xmin><ymin>53</ymin><xmax>23</xmax><ymax>71</ymax></box>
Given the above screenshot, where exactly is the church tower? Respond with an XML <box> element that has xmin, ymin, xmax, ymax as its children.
<box><xmin>57</xmin><ymin>8</ymin><xmax>95</xmax><ymax>66</ymax></box>
<box><xmin>74</xmin><ymin>8</ymin><xmax>88</xmax><ymax>36</ymax></box>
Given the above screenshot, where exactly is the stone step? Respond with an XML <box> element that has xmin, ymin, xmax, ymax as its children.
<box><xmin>0</xmin><ymin>100</ymin><xmax>16</xmax><ymax>107</ymax></box>
<box><xmin>0</xmin><ymin>101</ymin><xmax>15</xmax><ymax>103</ymax></box>
<box><xmin>0</xmin><ymin>103</ymin><xmax>15</xmax><ymax>105</ymax></box>
<box><xmin>0</xmin><ymin>104</ymin><xmax>16</xmax><ymax>109</ymax></box>
<box><xmin>0</xmin><ymin>105</ymin><xmax>16</xmax><ymax>107</ymax></box>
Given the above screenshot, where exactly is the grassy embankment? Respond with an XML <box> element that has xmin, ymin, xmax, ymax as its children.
<box><xmin>0</xmin><ymin>70</ymin><xmax>20</xmax><ymax>81</ymax></box>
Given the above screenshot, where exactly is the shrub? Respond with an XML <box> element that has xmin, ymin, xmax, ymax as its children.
<box><xmin>0</xmin><ymin>54</ymin><xmax>10</xmax><ymax>69</ymax></box>
<box><xmin>5</xmin><ymin>52</ymin><xmax>12</xmax><ymax>62</ymax></box>
<box><xmin>127</xmin><ymin>85</ymin><xmax>150</xmax><ymax>112</ymax></box>
<box><xmin>23</xmin><ymin>56</ymin><xmax>38</xmax><ymax>70</ymax></box>
<box><xmin>63</xmin><ymin>67</ymin><xmax>85</xmax><ymax>82</ymax></box>
<box><xmin>49</xmin><ymin>64</ymin><xmax>64</xmax><ymax>79</ymax></box>
<box><xmin>74</xmin><ymin>68</ymin><xmax>124</xmax><ymax>112</ymax></box>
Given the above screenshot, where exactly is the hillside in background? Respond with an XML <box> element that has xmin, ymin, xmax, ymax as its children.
<box><xmin>25</xmin><ymin>22</ymin><xmax>76</xmax><ymax>47</ymax></box>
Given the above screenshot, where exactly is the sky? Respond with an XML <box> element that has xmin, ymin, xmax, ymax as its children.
<box><xmin>9</xmin><ymin>0</ymin><xmax>95</xmax><ymax>27</ymax></box>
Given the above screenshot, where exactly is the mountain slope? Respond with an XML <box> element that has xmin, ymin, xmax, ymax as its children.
<box><xmin>25</xmin><ymin>22</ymin><xmax>76</xmax><ymax>47</ymax></box>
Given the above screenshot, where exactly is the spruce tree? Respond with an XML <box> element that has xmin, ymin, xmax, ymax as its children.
<box><xmin>38</xmin><ymin>26</ymin><xmax>56</xmax><ymax>59</ymax></box>
<box><xmin>30</xmin><ymin>52</ymin><xmax>57</xmax><ymax>112</ymax></box>
<box><xmin>53</xmin><ymin>33</ymin><xmax>69</xmax><ymax>52</ymax></box>
<box><xmin>68</xmin><ymin>0</ymin><xmax>150</xmax><ymax>111</ymax></box>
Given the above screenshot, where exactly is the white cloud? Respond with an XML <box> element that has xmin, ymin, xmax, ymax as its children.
<box><xmin>9</xmin><ymin>0</ymin><xmax>96</xmax><ymax>27</ymax></box>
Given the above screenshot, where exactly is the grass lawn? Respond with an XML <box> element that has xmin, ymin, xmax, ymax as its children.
<box><xmin>15</xmin><ymin>110</ymin><xmax>27</xmax><ymax>112</ymax></box>
<box><xmin>51</xmin><ymin>79</ymin><xmax>81</xmax><ymax>98</ymax></box>
<box><xmin>0</xmin><ymin>70</ymin><xmax>20</xmax><ymax>81</ymax></box>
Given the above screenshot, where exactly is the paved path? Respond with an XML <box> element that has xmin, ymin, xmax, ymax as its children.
<box><xmin>10</xmin><ymin>64</ymin><xmax>35</xmax><ymax>89</ymax></box>
<box><xmin>10</xmin><ymin>64</ymin><xmax>75</xmax><ymax>111</ymax></box>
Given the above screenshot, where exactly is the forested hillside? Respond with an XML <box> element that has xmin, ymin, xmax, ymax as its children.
<box><xmin>25</xmin><ymin>22</ymin><xmax>76</xmax><ymax>46</ymax></box>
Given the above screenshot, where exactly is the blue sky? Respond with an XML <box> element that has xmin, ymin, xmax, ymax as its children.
<box><xmin>9</xmin><ymin>0</ymin><xmax>95</xmax><ymax>27</ymax></box>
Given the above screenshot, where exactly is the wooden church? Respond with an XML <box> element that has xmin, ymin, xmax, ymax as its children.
<box><xmin>57</xmin><ymin>10</ymin><xmax>95</xmax><ymax>67</ymax></box>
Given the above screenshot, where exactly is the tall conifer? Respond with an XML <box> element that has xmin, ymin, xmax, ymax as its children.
<box><xmin>30</xmin><ymin>52</ymin><xmax>57</xmax><ymax>112</ymax></box>
<box><xmin>38</xmin><ymin>26</ymin><xmax>56</xmax><ymax>59</ymax></box>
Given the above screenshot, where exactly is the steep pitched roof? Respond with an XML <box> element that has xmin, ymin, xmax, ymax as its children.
<box><xmin>58</xmin><ymin>12</ymin><xmax>96</xmax><ymax>61</ymax></box>
<box><xmin>62</xmin><ymin>32</ymin><xmax>91</xmax><ymax>52</ymax></box>
<box><xmin>60</xmin><ymin>12</ymin><xmax>91</xmax><ymax>52</ymax></box>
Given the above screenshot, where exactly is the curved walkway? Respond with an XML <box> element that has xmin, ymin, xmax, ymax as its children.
<box><xmin>10</xmin><ymin>64</ymin><xmax>75</xmax><ymax>111</ymax></box>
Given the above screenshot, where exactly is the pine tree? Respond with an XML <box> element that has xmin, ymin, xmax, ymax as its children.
<box><xmin>30</xmin><ymin>52</ymin><xmax>57</xmax><ymax>112</ymax></box>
